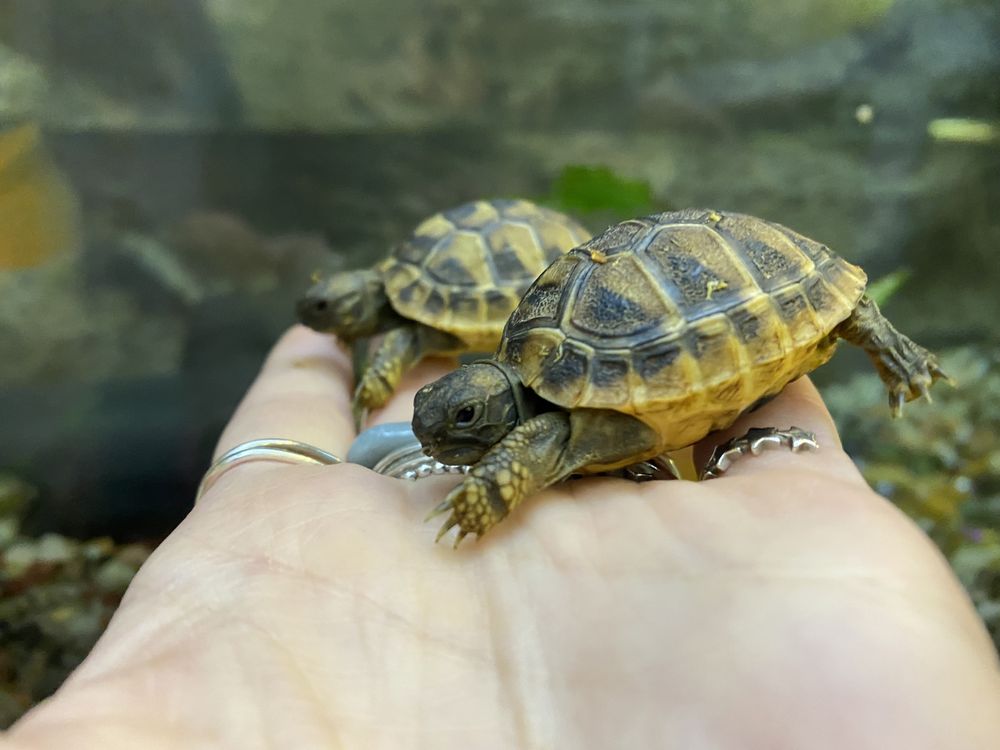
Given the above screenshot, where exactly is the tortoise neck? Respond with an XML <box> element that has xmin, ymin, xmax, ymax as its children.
<box><xmin>356</xmin><ymin>269</ymin><xmax>397</xmax><ymax>336</ymax></box>
<box><xmin>477</xmin><ymin>359</ymin><xmax>534</xmax><ymax>426</ymax></box>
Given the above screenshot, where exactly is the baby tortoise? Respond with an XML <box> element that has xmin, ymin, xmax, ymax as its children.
<box><xmin>413</xmin><ymin>208</ymin><xmax>949</xmax><ymax>545</ymax></box>
<box><xmin>297</xmin><ymin>199</ymin><xmax>590</xmax><ymax>421</ymax></box>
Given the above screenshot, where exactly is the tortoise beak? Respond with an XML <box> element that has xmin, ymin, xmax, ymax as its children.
<box><xmin>296</xmin><ymin>295</ymin><xmax>335</xmax><ymax>331</ymax></box>
<box><xmin>433</xmin><ymin>445</ymin><xmax>485</xmax><ymax>466</ymax></box>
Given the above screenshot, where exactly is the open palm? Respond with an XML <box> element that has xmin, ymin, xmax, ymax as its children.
<box><xmin>7</xmin><ymin>327</ymin><xmax>999</xmax><ymax>749</ymax></box>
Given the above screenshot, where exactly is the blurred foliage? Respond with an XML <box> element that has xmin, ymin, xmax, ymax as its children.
<box><xmin>825</xmin><ymin>346</ymin><xmax>1000</xmax><ymax>649</ymax></box>
<box><xmin>0</xmin><ymin>476</ymin><xmax>152</xmax><ymax>728</ymax></box>
<box><xmin>865</xmin><ymin>269</ymin><xmax>911</xmax><ymax>307</ymax></box>
<box><xmin>542</xmin><ymin>165</ymin><xmax>658</xmax><ymax>220</ymax></box>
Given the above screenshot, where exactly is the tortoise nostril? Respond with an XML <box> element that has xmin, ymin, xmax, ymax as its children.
<box><xmin>313</xmin><ymin>299</ymin><xmax>328</xmax><ymax>313</ymax></box>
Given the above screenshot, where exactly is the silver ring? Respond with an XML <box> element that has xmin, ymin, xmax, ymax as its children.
<box><xmin>196</xmin><ymin>438</ymin><xmax>342</xmax><ymax>500</ymax></box>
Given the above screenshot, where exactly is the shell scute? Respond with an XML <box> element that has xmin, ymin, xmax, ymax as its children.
<box><xmin>380</xmin><ymin>199</ymin><xmax>591</xmax><ymax>343</ymax></box>
<box><xmin>442</xmin><ymin>200</ymin><xmax>500</xmax><ymax>230</ymax></box>
<box><xmin>642</xmin><ymin>223</ymin><xmax>757</xmax><ymax>317</ymax></box>
<box><xmin>486</xmin><ymin>222</ymin><xmax>543</xmax><ymax>283</ymax></box>
<box><xmin>502</xmin><ymin>210</ymin><xmax>868</xmax><ymax>447</ymax></box>
<box><xmin>412</xmin><ymin>213</ymin><xmax>455</xmax><ymax>239</ymax></box>
<box><xmin>568</xmin><ymin>253</ymin><xmax>675</xmax><ymax>339</ymax></box>
<box><xmin>727</xmin><ymin>295</ymin><xmax>788</xmax><ymax>365</ymax></box>
<box><xmin>581</xmin><ymin>219</ymin><xmax>651</xmax><ymax>255</ymax></box>
<box><xmin>534</xmin><ymin>341</ymin><xmax>590</xmax><ymax>407</ymax></box>
<box><xmin>506</xmin><ymin>254</ymin><xmax>580</xmax><ymax>332</ymax></box>
<box><xmin>423</xmin><ymin>233</ymin><xmax>488</xmax><ymax>287</ymax></box>
<box><xmin>586</xmin><ymin>354</ymin><xmax>632</xmax><ymax>407</ymax></box>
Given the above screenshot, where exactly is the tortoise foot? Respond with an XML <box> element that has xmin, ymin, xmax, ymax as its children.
<box><xmin>426</xmin><ymin>475</ymin><xmax>509</xmax><ymax>548</ymax></box>
<box><xmin>837</xmin><ymin>294</ymin><xmax>952</xmax><ymax>417</ymax></box>
<box><xmin>603</xmin><ymin>455</ymin><xmax>681</xmax><ymax>482</ymax></box>
<box><xmin>353</xmin><ymin>374</ymin><xmax>391</xmax><ymax>417</ymax></box>
<box><xmin>876</xmin><ymin>339</ymin><xmax>952</xmax><ymax>417</ymax></box>
<box><xmin>701</xmin><ymin>426</ymin><xmax>818</xmax><ymax>480</ymax></box>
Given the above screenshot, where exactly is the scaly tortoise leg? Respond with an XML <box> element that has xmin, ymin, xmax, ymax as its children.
<box><xmin>836</xmin><ymin>294</ymin><xmax>951</xmax><ymax>416</ymax></box>
<box><xmin>428</xmin><ymin>410</ymin><xmax>660</xmax><ymax>546</ymax></box>
<box><xmin>354</xmin><ymin>324</ymin><xmax>459</xmax><ymax>427</ymax></box>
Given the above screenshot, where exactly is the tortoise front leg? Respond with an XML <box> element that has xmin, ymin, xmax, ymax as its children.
<box><xmin>429</xmin><ymin>410</ymin><xmax>660</xmax><ymax>546</ymax></box>
<box><xmin>355</xmin><ymin>324</ymin><xmax>459</xmax><ymax>424</ymax></box>
<box><xmin>836</xmin><ymin>294</ymin><xmax>951</xmax><ymax>416</ymax></box>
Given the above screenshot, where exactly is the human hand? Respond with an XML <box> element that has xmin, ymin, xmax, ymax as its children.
<box><xmin>6</xmin><ymin>327</ymin><xmax>999</xmax><ymax>749</ymax></box>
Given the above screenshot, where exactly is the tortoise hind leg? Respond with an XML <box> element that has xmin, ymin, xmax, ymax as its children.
<box><xmin>428</xmin><ymin>410</ymin><xmax>659</xmax><ymax>546</ymax></box>
<box><xmin>836</xmin><ymin>294</ymin><xmax>951</xmax><ymax>416</ymax></box>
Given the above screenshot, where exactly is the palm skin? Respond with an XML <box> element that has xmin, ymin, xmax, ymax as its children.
<box><xmin>6</xmin><ymin>327</ymin><xmax>999</xmax><ymax>750</ymax></box>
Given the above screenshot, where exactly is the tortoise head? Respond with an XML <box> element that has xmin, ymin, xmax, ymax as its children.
<box><xmin>296</xmin><ymin>268</ymin><xmax>387</xmax><ymax>339</ymax></box>
<box><xmin>413</xmin><ymin>361</ymin><xmax>525</xmax><ymax>466</ymax></box>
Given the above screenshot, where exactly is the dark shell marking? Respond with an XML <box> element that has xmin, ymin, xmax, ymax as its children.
<box><xmin>499</xmin><ymin>209</ymin><xmax>867</xmax><ymax>421</ymax></box>
<box><xmin>381</xmin><ymin>199</ymin><xmax>591</xmax><ymax>343</ymax></box>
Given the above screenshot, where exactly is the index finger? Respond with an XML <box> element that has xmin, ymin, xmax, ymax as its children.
<box><xmin>213</xmin><ymin>326</ymin><xmax>356</xmax><ymax>460</ymax></box>
<box><xmin>213</xmin><ymin>326</ymin><xmax>458</xmax><ymax>462</ymax></box>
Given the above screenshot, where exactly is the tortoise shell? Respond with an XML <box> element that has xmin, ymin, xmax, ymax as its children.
<box><xmin>379</xmin><ymin>199</ymin><xmax>591</xmax><ymax>350</ymax></box>
<box><xmin>497</xmin><ymin>209</ymin><xmax>867</xmax><ymax>450</ymax></box>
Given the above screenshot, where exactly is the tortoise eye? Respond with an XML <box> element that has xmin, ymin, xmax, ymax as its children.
<box><xmin>454</xmin><ymin>405</ymin><xmax>477</xmax><ymax>426</ymax></box>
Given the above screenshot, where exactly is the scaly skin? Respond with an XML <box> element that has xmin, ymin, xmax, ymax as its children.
<box><xmin>836</xmin><ymin>294</ymin><xmax>952</xmax><ymax>416</ymax></box>
<box><xmin>429</xmin><ymin>410</ymin><xmax>660</xmax><ymax>544</ymax></box>
<box><xmin>354</xmin><ymin>324</ymin><xmax>460</xmax><ymax>422</ymax></box>
<box><xmin>428</xmin><ymin>412</ymin><xmax>572</xmax><ymax>545</ymax></box>
<box><xmin>355</xmin><ymin>326</ymin><xmax>421</xmax><ymax>414</ymax></box>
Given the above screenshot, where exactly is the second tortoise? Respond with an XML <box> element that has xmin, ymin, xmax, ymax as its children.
<box><xmin>297</xmin><ymin>199</ymin><xmax>590</xmax><ymax>421</ymax></box>
<box><xmin>413</xmin><ymin>208</ymin><xmax>949</xmax><ymax>545</ymax></box>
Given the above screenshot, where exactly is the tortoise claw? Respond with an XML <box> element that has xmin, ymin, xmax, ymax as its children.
<box><xmin>452</xmin><ymin>529</ymin><xmax>471</xmax><ymax>549</ymax></box>
<box><xmin>890</xmin><ymin>390</ymin><xmax>905</xmax><ymax>418</ymax></box>
<box><xmin>916</xmin><ymin>379</ymin><xmax>933</xmax><ymax>404</ymax></box>
<box><xmin>435</xmin><ymin>517</ymin><xmax>459</xmax><ymax>544</ymax></box>
<box><xmin>426</xmin><ymin>475</ymin><xmax>507</xmax><ymax>547</ymax></box>
<box><xmin>929</xmin><ymin>361</ymin><xmax>955</xmax><ymax>386</ymax></box>
<box><xmin>425</xmin><ymin>499</ymin><xmax>453</xmax><ymax>522</ymax></box>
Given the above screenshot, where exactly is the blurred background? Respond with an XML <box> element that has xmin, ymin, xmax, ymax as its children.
<box><xmin>1</xmin><ymin>0</ymin><xmax>999</xmax><ymax>725</ymax></box>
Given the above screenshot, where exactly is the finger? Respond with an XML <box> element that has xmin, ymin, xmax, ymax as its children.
<box><xmin>692</xmin><ymin>377</ymin><xmax>862</xmax><ymax>481</ymax></box>
<box><xmin>214</xmin><ymin>325</ymin><xmax>355</xmax><ymax>460</ymax></box>
<box><xmin>367</xmin><ymin>356</ymin><xmax>458</xmax><ymax>427</ymax></box>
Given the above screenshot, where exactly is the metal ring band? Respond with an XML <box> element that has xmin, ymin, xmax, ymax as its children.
<box><xmin>196</xmin><ymin>438</ymin><xmax>342</xmax><ymax>500</ymax></box>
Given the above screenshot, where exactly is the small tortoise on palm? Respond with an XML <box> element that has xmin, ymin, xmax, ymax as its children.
<box><xmin>297</xmin><ymin>199</ymin><xmax>590</xmax><ymax>421</ymax></box>
<box><xmin>413</xmin><ymin>209</ymin><xmax>948</xmax><ymax>545</ymax></box>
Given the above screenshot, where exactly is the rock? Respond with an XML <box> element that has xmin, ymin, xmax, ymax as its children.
<box><xmin>0</xmin><ymin>255</ymin><xmax>187</xmax><ymax>385</ymax></box>
<box><xmin>0</xmin><ymin>475</ymin><xmax>36</xmax><ymax>519</ymax></box>
<box><xmin>0</xmin><ymin>0</ymin><xmax>241</xmax><ymax>129</ymax></box>
<box><xmin>0</xmin><ymin>519</ymin><xmax>19</xmax><ymax>550</ymax></box>
<box><xmin>3</xmin><ymin>542</ymin><xmax>38</xmax><ymax>576</ymax></box>
<box><xmin>35</xmin><ymin>534</ymin><xmax>75</xmax><ymax>564</ymax></box>
<box><xmin>0</xmin><ymin>45</ymin><xmax>46</xmax><ymax>123</ymax></box>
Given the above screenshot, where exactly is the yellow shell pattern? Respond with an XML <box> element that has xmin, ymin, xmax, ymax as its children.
<box><xmin>380</xmin><ymin>199</ymin><xmax>591</xmax><ymax>351</ymax></box>
<box><xmin>498</xmin><ymin>209</ymin><xmax>867</xmax><ymax>451</ymax></box>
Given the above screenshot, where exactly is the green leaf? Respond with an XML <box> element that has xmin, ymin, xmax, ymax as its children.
<box><xmin>866</xmin><ymin>269</ymin><xmax>911</xmax><ymax>307</ymax></box>
<box><xmin>544</xmin><ymin>165</ymin><xmax>656</xmax><ymax>217</ymax></box>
